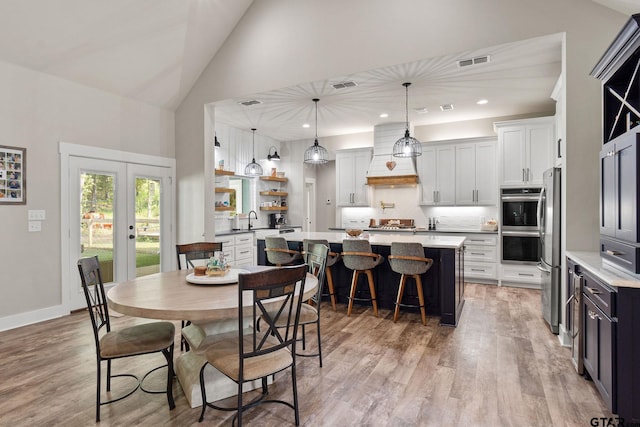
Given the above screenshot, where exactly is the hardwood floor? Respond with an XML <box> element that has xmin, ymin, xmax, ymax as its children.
<box><xmin>0</xmin><ymin>283</ymin><xmax>612</xmax><ymax>426</ymax></box>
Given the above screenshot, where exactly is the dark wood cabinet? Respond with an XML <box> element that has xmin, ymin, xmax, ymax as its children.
<box><xmin>582</xmin><ymin>282</ymin><xmax>616</xmax><ymax>412</ymax></box>
<box><xmin>599</xmin><ymin>130</ymin><xmax>640</xmax><ymax>273</ymax></box>
<box><xmin>600</xmin><ymin>131</ymin><xmax>640</xmax><ymax>242</ymax></box>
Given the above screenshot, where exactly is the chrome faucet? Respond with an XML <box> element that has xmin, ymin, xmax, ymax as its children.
<box><xmin>248</xmin><ymin>210</ymin><xmax>258</xmax><ymax>230</ymax></box>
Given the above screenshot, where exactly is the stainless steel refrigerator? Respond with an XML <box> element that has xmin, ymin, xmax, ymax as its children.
<box><xmin>537</xmin><ymin>167</ymin><xmax>561</xmax><ymax>334</ymax></box>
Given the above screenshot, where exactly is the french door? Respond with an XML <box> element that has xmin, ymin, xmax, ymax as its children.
<box><xmin>66</xmin><ymin>156</ymin><xmax>173</xmax><ymax>310</ymax></box>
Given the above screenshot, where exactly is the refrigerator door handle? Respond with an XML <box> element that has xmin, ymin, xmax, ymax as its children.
<box><xmin>537</xmin><ymin>186</ymin><xmax>546</xmax><ymax>249</ymax></box>
<box><xmin>537</xmin><ymin>261</ymin><xmax>552</xmax><ymax>273</ymax></box>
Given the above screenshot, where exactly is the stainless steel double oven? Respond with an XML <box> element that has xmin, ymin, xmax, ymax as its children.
<box><xmin>500</xmin><ymin>187</ymin><xmax>541</xmax><ymax>264</ymax></box>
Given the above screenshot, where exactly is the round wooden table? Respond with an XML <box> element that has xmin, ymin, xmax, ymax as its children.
<box><xmin>106</xmin><ymin>265</ymin><xmax>318</xmax><ymax>408</ymax></box>
<box><xmin>107</xmin><ymin>266</ymin><xmax>318</xmax><ymax>322</ymax></box>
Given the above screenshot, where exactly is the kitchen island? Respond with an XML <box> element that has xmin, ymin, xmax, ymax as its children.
<box><xmin>256</xmin><ymin>231</ymin><xmax>466</xmax><ymax>326</ymax></box>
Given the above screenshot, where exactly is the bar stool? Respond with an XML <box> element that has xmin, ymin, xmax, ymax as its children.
<box><xmin>341</xmin><ymin>239</ymin><xmax>384</xmax><ymax>317</ymax></box>
<box><xmin>388</xmin><ymin>242</ymin><xmax>433</xmax><ymax>325</ymax></box>
<box><xmin>265</xmin><ymin>236</ymin><xmax>303</xmax><ymax>266</ymax></box>
<box><xmin>303</xmin><ymin>239</ymin><xmax>340</xmax><ymax>311</ymax></box>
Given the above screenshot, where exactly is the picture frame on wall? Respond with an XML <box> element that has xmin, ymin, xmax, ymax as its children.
<box><xmin>0</xmin><ymin>145</ymin><xmax>26</xmax><ymax>205</ymax></box>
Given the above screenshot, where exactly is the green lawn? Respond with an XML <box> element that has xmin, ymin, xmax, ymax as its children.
<box><xmin>81</xmin><ymin>246</ymin><xmax>160</xmax><ymax>268</ymax></box>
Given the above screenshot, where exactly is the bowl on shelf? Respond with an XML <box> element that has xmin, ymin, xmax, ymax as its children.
<box><xmin>345</xmin><ymin>228</ymin><xmax>363</xmax><ymax>237</ymax></box>
<box><xmin>276</xmin><ymin>172</ymin><xmax>285</xmax><ymax>178</ymax></box>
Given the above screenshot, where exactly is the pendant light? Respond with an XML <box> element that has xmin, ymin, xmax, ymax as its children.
<box><xmin>244</xmin><ymin>128</ymin><xmax>263</xmax><ymax>176</ymax></box>
<box><xmin>392</xmin><ymin>82</ymin><xmax>422</xmax><ymax>158</ymax></box>
<box><xmin>304</xmin><ymin>98</ymin><xmax>329</xmax><ymax>164</ymax></box>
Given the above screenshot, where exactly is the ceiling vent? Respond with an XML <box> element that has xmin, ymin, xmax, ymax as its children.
<box><xmin>414</xmin><ymin>107</ymin><xmax>428</xmax><ymax>114</ymax></box>
<box><xmin>332</xmin><ymin>80</ymin><xmax>358</xmax><ymax>89</ymax></box>
<box><xmin>440</xmin><ymin>104</ymin><xmax>454</xmax><ymax>111</ymax></box>
<box><xmin>238</xmin><ymin>99</ymin><xmax>262</xmax><ymax>107</ymax></box>
<box><xmin>457</xmin><ymin>55</ymin><xmax>491</xmax><ymax>67</ymax></box>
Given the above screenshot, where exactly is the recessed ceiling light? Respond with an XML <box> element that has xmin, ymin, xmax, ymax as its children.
<box><xmin>440</xmin><ymin>104</ymin><xmax>454</xmax><ymax>111</ymax></box>
<box><xmin>477</xmin><ymin>99</ymin><xmax>489</xmax><ymax>105</ymax></box>
<box><xmin>414</xmin><ymin>107</ymin><xmax>428</xmax><ymax>114</ymax></box>
<box><xmin>379</xmin><ymin>113</ymin><xmax>389</xmax><ymax>118</ymax></box>
<box><xmin>302</xmin><ymin>123</ymin><xmax>310</xmax><ymax>128</ymax></box>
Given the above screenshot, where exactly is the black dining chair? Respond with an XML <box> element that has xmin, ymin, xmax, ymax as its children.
<box><xmin>176</xmin><ymin>241</ymin><xmax>223</xmax><ymax>351</ymax></box>
<box><xmin>77</xmin><ymin>255</ymin><xmax>175</xmax><ymax>422</ymax></box>
<box><xmin>198</xmin><ymin>264</ymin><xmax>308</xmax><ymax>426</ymax></box>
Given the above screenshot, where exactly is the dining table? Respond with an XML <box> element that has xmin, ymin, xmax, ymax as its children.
<box><xmin>107</xmin><ymin>265</ymin><xmax>318</xmax><ymax>408</ymax></box>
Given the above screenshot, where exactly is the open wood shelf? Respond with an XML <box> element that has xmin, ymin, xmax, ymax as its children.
<box><xmin>260</xmin><ymin>176</ymin><xmax>287</xmax><ymax>183</ymax></box>
<box><xmin>260</xmin><ymin>206</ymin><xmax>288</xmax><ymax>211</ymax></box>
<box><xmin>214</xmin><ymin>169</ymin><xmax>235</xmax><ymax>176</ymax></box>
<box><xmin>215</xmin><ymin>187</ymin><xmax>235</xmax><ymax>193</ymax></box>
<box><xmin>215</xmin><ymin>206</ymin><xmax>235</xmax><ymax>211</ymax></box>
<box><xmin>259</xmin><ymin>191</ymin><xmax>288</xmax><ymax>196</ymax></box>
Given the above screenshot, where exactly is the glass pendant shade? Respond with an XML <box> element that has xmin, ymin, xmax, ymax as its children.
<box><xmin>304</xmin><ymin>98</ymin><xmax>329</xmax><ymax>164</ymax></box>
<box><xmin>393</xmin><ymin>82</ymin><xmax>422</xmax><ymax>158</ymax></box>
<box><xmin>244</xmin><ymin>128</ymin><xmax>263</xmax><ymax>176</ymax></box>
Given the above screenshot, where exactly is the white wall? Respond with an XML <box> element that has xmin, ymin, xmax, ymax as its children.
<box><xmin>0</xmin><ymin>60</ymin><xmax>174</xmax><ymax>328</ymax></box>
<box><xmin>175</xmin><ymin>0</ymin><xmax>626</xmax><ymax>257</ymax></box>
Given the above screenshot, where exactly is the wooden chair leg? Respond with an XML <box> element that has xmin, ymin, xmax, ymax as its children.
<box><xmin>365</xmin><ymin>269</ymin><xmax>378</xmax><ymax>317</ymax></box>
<box><xmin>326</xmin><ymin>266</ymin><xmax>337</xmax><ymax>311</ymax></box>
<box><xmin>414</xmin><ymin>275</ymin><xmax>427</xmax><ymax>326</ymax></box>
<box><xmin>394</xmin><ymin>274</ymin><xmax>407</xmax><ymax>322</ymax></box>
<box><xmin>347</xmin><ymin>270</ymin><xmax>360</xmax><ymax>316</ymax></box>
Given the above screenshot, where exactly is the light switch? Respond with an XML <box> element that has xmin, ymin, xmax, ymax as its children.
<box><xmin>28</xmin><ymin>210</ymin><xmax>46</xmax><ymax>220</ymax></box>
<box><xmin>28</xmin><ymin>221</ymin><xmax>42</xmax><ymax>232</ymax></box>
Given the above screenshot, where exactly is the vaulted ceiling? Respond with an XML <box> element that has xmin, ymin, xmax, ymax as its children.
<box><xmin>0</xmin><ymin>1</ymin><xmax>635</xmax><ymax>141</ymax></box>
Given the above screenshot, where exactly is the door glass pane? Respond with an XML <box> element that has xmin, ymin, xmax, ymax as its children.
<box><xmin>135</xmin><ymin>177</ymin><xmax>161</xmax><ymax>277</ymax></box>
<box><xmin>80</xmin><ymin>172</ymin><xmax>115</xmax><ymax>283</ymax></box>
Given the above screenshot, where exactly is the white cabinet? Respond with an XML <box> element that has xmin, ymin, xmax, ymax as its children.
<box><xmin>336</xmin><ymin>148</ymin><xmax>372</xmax><ymax>206</ymax></box>
<box><xmin>418</xmin><ymin>144</ymin><xmax>455</xmax><ymax>205</ymax></box>
<box><xmin>500</xmin><ymin>264</ymin><xmax>542</xmax><ymax>287</ymax></box>
<box><xmin>495</xmin><ymin>117</ymin><xmax>555</xmax><ymax>186</ymax></box>
<box><xmin>463</xmin><ymin>234</ymin><xmax>498</xmax><ymax>281</ymax></box>
<box><xmin>234</xmin><ymin>233</ymin><xmax>254</xmax><ymax>267</ymax></box>
<box><xmin>215</xmin><ymin>233</ymin><xmax>253</xmax><ymax>267</ymax></box>
<box><xmin>455</xmin><ymin>139</ymin><xmax>497</xmax><ymax>206</ymax></box>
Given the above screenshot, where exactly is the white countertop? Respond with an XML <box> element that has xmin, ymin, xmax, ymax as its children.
<box><xmin>566</xmin><ymin>250</ymin><xmax>640</xmax><ymax>289</ymax></box>
<box><xmin>267</xmin><ymin>231</ymin><xmax>465</xmax><ymax>249</ymax></box>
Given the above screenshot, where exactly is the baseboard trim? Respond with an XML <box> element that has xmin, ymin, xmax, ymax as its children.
<box><xmin>0</xmin><ymin>304</ymin><xmax>68</xmax><ymax>332</ymax></box>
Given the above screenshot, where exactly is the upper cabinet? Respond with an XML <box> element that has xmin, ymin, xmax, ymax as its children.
<box><xmin>418</xmin><ymin>144</ymin><xmax>455</xmax><ymax>205</ymax></box>
<box><xmin>495</xmin><ymin>117</ymin><xmax>555</xmax><ymax>187</ymax></box>
<box><xmin>336</xmin><ymin>148</ymin><xmax>372</xmax><ymax>207</ymax></box>
<box><xmin>455</xmin><ymin>139</ymin><xmax>497</xmax><ymax>206</ymax></box>
<box><xmin>418</xmin><ymin>138</ymin><xmax>497</xmax><ymax>207</ymax></box>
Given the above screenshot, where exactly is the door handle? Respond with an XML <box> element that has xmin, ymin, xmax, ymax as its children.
<box><xmin>588</xmin><ymin>310</ymin><xmax>599</xmax><ymax>320</ymax></box>
<box><xmin>585</xmin><ymin>286</ymin><xmax>601</xmax><ymax>295</ymax></box>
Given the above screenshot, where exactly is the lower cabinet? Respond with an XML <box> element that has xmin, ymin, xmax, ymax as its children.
<box><xmin>566</xmin><ymin>256</ymin><xmax>640</xmax><ymax>422</ymax></box>
<box><xmin>462</xmin><ymin>234</ymin><xmax>498</xmax><ymax>281</ymax></box>
<box><xmin>582</xmin><ymin>271</ymin><xmax>616</xmax><ymax>412</ymax></box>
<box><xmin>500</xmin><ymin>263</ymin><xmax>543</xmax><ymax>287</ymax></box>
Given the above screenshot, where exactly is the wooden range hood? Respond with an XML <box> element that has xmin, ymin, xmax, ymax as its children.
<box><xmin>366</xmin><ymin>174</ymin><xmax>418</xmax><ymax>186</ymax></box>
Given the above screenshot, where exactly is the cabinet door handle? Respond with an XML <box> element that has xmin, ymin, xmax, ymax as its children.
<box><xmin>436</xmin><ymin>190</ymin><xmax>440</xmax><ymax>203</ymax></box>
<box><xmin>585</xmin><ymin>286</ymin><xmax>601</xmax><ymax>295</ymax></box>
<box><xmin>588</xmin><ymin>310</ymin><xmax>599</xmax><ymax>320</ymax></box>
<box><xmin>433</xmin><ymin>190</ymin><xmax>437</xmax><ymax>203</ymax></box>
<box><xmin>471</xmin><ymin>268</ymin><xmax>486</xmax><ymax>272</ymax></box>
<box><xmin>470</xmin><ymin>252</ymin><xmax>485</xmax><ymax>256</ymax></box>
<box><xmin>522</xmin><ymin>168</ymin><xmax>525</xmax><ymax>182</ymax></box>
<box><xmin>605</xmin><ymin>249</ymin><xmax>623</xmax><ymax>256</ymax></box>
<box><xmin>518</xmin><ymin>273</ymin><xmax>534</xmax><ymax>277</ymax></box>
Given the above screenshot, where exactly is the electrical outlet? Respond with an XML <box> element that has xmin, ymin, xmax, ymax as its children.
<box><xmin>28</xmin><ymin>221</ymin><xmax>42</xmax><ymax>232</ymax></box>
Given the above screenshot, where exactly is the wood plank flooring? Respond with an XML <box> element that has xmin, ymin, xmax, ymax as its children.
<box><xmin>0</xmin><ymin>283</ymin><xmax>612</xmax><ymax>426</ymax></box>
